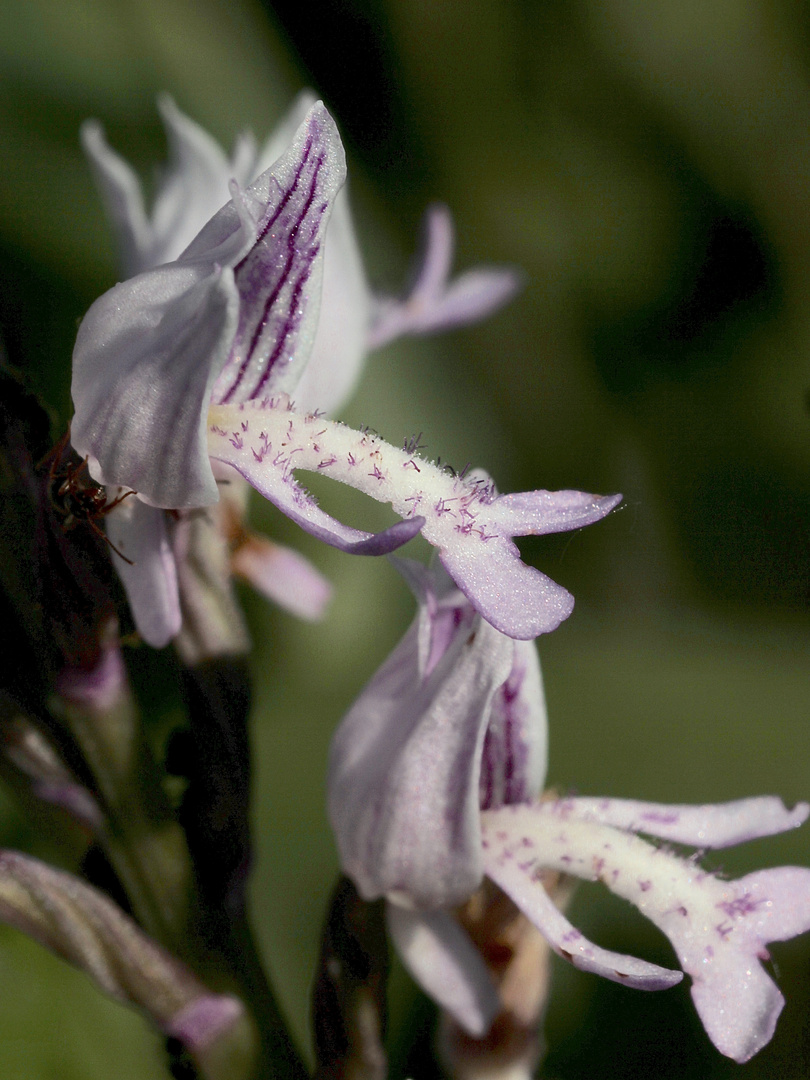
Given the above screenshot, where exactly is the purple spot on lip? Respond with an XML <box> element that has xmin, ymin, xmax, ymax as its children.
<box><xmin>638</xmin><ymin>879</ymin><xmax>652</xmax><ymax>892</ymax></box>
<box><xmin>640</xmin><ymin>812</ymin><xmax>679</xmax><ymax>824</ymax></box>
<box><xmin>718</xmin><ymin>894</ymin><xmax>762</xmax><ymax>918</ymax></box>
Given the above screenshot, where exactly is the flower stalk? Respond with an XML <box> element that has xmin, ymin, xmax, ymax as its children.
<box><xmin>53</xmin><ymin>644</ymin><xmax>196</xmax><ymax>955</ymax></box>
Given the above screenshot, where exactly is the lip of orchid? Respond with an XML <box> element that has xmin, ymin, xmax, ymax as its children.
<box><xmin>481</xmin><ymin>796</ymin><xmax>810</xmax><ymax>1062</ymax></box>
<box><xmin>207</xmin><ymin>395</ymin><xmax>621</xmax><ymax>639</ymax></box>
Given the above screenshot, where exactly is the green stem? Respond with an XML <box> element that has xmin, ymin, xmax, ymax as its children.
<box><xmin>226</xmin><ymin>914</ymin><xmax>310</xmax><ymax>1080</ymax></box>
<box><xmin>53</xmin><ymin>661</ymin><xmax>195</xmax><ymax>959</ymax></box>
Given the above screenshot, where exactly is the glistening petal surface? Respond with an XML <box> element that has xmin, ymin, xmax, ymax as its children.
<box><xmin>386</xmin><ymin>904</ymin><xmax>500</xmax><ymax>1038</ymax></box>
<box><xmin>210</xmin><ymin>103</ymin><xmax>346</xmax><ymax>405</ymax></box>
<box><xmin>208</xmin><ymin>397</ymin><xmax>620</xmax><ymax>638</ymax></box>
<box><xmin>481</xmin><ymin>802</ymin><xmax>810</xmax><ymax>1062</ymax></box>
<box><xmin>328</xmin><ymin>606</ymin><xmax>513</xmax><ymax>908</ymax></box>
<box><xmin>559</xmin><ymin>796</ymin><xmax>810</xmax><ymax>848</ymax></box>
<box><xmin>72</xmin><ymin>263</ymin><xmax>240</xmax><ymax>508</ymax></box>
<box><xmin>104</xmin><ymin>498</ymin><xmax>181</xmax><ymax>647</ymax></box>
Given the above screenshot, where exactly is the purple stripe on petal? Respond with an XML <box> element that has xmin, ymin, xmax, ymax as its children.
<box><xmin>213</xmin><ymin>104</ymin><xmax>346</xmax><ymax>406</ymax></box>
<box><xmin>479</xmin><ymin>641</ymin><xmax>546</xmax><ymax>811</ymax></box>
<box><xmin>225</xmin><ymin>140</ymin><xmax>319</xmax><ymax>400</ymax></box>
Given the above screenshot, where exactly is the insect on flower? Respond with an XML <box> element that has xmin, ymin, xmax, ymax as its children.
<box><xmin>44</xmin><ymin>431</ymin><xmax>137</xmax><ymax>563</ymax></box>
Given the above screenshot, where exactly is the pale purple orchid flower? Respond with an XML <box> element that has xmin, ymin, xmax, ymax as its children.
<box><xmin>327</xmin><ymin>563</ymin><xmax>810</xmax><ymax>1060</ymax></box>
<box><xmin>82</xmin><ymin>92</ymin><xmax>521</xmax><ymax>416</ymax></box>
<box><xmin>75</xmin><ymin>95</ymin><xmax>526</xmax><ymax>645</ymax></box>
<box><xmin>73</xmin><ymin>98</ymin><xmax>619</xmax><ymax>644</ymax></box>
<box><xmin>80</xmin><ymin>99</ymin><xmax>333</xmax><ymax>640</ymax></box>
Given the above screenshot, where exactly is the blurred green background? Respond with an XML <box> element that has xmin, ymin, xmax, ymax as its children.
<box><xmin>1</xmin><ymin>0</ymin><xmax>810</xmax><ymax>1076</ymax></box>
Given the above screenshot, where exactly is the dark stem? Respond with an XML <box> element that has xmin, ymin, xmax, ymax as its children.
<box><xmin>177</xmin><ymin>657</ymin><xmax>309</xmax><ymax>1080</ymax></box>
<box><xmin>228</xmin><ymin>912</ymin><xmax>310</xmax><ymax>1080</ymax></box>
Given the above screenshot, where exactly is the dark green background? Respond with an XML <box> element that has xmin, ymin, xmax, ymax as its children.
<box><xmin>0</xmin><ymin>0</ymin><xmax>809</xmax><ymax>1075</ymax></box>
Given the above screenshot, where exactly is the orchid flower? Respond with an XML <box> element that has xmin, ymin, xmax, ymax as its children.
<box><xmin>327</xmin><ymin>562</ymin><xmax>810</xmax><ymax>1062</ymax></box>
<box><xmin>76</xmin><ymin>95</ymin><xmax>529</xmax><ymax>645</ymax></box>
<box><xmin>82</xmin><ymin>92</ymin><xmax>522</xmax><ymax>416</ymax></box>
<box><xmin>73</xmin><ymin>101</ymin><xmax>619</xmax><ymax>645</ymax></box>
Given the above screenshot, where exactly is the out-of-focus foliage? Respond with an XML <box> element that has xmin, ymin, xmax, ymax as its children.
<box><xmin>1</xmin><ymin>0</ymin><xmax>810</xmax><ymax>1077</ymax></box>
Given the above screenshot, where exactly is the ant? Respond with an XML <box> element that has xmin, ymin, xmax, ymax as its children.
<box><xmin>43</xmin><ymin>431</ymin><xmax>137</xmax><ymax>564</ymax></box>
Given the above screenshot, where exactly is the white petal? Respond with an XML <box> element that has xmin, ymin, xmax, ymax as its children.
<box><xmin>80</xmin><ymin>120</ymin><xmax>151</xmax><ymax>277</ymax></box>
<box><xmin>291</xmin><ymin>186</ymin><xmax>372</xmax><ymax>415</ymax></box>
<box><xmin>328</xmin><ymin>607</ymin><xmax>513</xmax><ymax>908</ymax></box>
<box><xmin>481</xmin><ymin>802</ymin><xmax>810</xmax><ymax>1062</ymax></box>
<box><xmin>209</xmin><ymin>398</ymin><xmax>620</xmax><ymax>639</ymax></box>
<box><xmin>386</xmin><ymin>904</ymin><xmax>500</xmax><ymax>1038</ymax></box>
<box><xmin>231</xmin><ymin>535</ymin><xmax>332</xmax><ymax>620</ymax></box>
<box><xmin>150</xmin><ymin>94</ymin><xmax>244</xmax><ymax>266</ymax></box>
<box><xmin>104</xmin><ymin>499</ymin><xmax>180</xmax><ymax>647</ymax></box>
<box><xmin>561</xmin><ymin>795</ymin><xmax>810</xmax><ymax>848</ymax></box>
<box><xmin>72</xmin><ymin>262</ymin><xmax>240</xmax><ymax>508</ymax></box>
<box><xmin>210</xmin><ymin>103</ymin><xmax>347</xmax><ymax>405</ymax></box>
<box><xmin>254</xmin><ymin>90</ymin><xmax>318</xmax><ymax>176</ymax></box>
